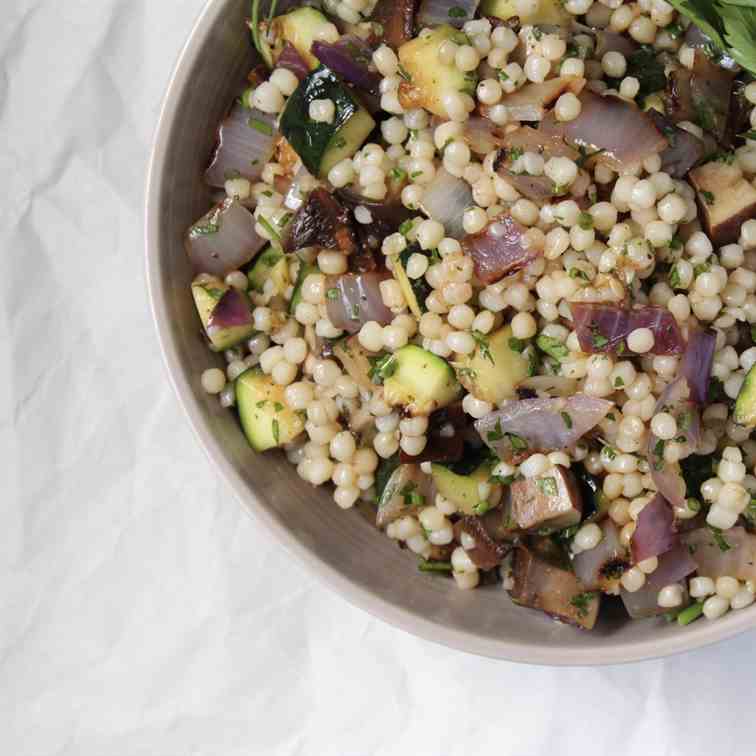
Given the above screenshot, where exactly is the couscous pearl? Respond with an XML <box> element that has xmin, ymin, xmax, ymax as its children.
<box><xmin>628</xmin><ymin>328</ymin><xmax>655</xmax><ymax>353</ymax></box>
<box><xmin>573</xmin><ymin>523</ymin><xmax>603</xmax><ymax>552</ymax></box>
<box><xmin>621</xmin><ymin>567</ymin><xmax>646</xmax><ymax>593</ymax></box>
<box><xmin>520</xmin><ymin>454</ymin><xmax>550</xmax><ymax>478</ymax></box>
<box><xmin>703</xmin><ymin>594</ymin><xmax>729</xmax><ymax>620</ymax></box>
<box><xmin>657</xmin><ymin>584</ymin><xmax>684</xmax><ymax>608</ymax></box>
<box><xmin>731</xmin><ymin>587</ymin><xmax>756</xmax><ymax>610</ymax></box>
<box><xmin>690</xmin><ymin>577</ymin><xmax>715</xmax><ymax>598</ymax></box>
<box><xmin>650</xmin><ymin>412</ymin><xmax>677</xmax><ymax>440</ymax></box>
<box><xmin>201</xmin><ymin>368</ymin><xmax>226</xmax><ymax>394</ymax></box>
<box><xmin>638</xmin><ymin>557</ymin><xmax>658</xmax><ymax>574</ymax></box>
<box><xmin>716</xmin><ymin>576</ymin><xmax>740</xmax><ymax>600</ymax></box>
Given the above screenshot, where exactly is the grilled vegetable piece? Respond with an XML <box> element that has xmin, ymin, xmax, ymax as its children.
<box><xmin>391</xmin><ymin>244</ymin><xmax>432</xmax><ymax>319</ymax></box>
<box><xmin>191</xmin><ymin>275</ymin><xmax>255</xmax><ymax>351</ymax></box>
<box><xmin>280</xmin><ymin>67</ymin><xmax>375</xmax><ymax>178</ymax></box>
<box><xmin>735</xmin><ymin>363</ymin><xmax>756</xmax><ymax>427</ymax></box>
<box><xmin>646</xmin><ymin>110</ymin><xmax>705</xmax><ymax>178</ymax></box>
<box><xmin>247</xmin><ymin>245</ymin><xmax>289</xmax><ymax>296</ymax></box>
<box><xmin>397</xmin><ymin>25</ymin><xmax>477</xmax><ymax>117</ymax></box>
<box><xmin>572</xmin><ymin>519</ymin><xmax>630</xmax><ymax>593</ymax></box>
<box><xmin>454</xmin><ymin>515</ymin><xmax>513</xmax><ymax>570</ymax></box>
<box><xmin>510</xmin><ymin>541</ymin><xmax>600</xmax><ymax>630</ymax></box>
<box><xmin>431</xmin><ymin>460</ymin><xmax>501</xmax><ymax>516</ymax></box>
<box><xmin>376</xmin><ymin>464</ymin><xmax>433</xmax><ymax>528</ymax></box>
<box><xmin>283</xmin><ymin>188</ymin><xmax>357</xmax><ymax>254</ymax></box>
<box><xmin>236</xmin><ymin>369</ymin><xmax>305</xmax><ymax>452</ymax></box>
<box><xmin>371</xmin><ymin>0</ymin><xmax>416</xmax><ymax>49</ymax></box>
<box><xmin>332</xmin><ymin>335</ymin><xmax>376</xmax><ymax>392</ymax></box>
<box><xmin>689</xmin><ymin>160</ymin><xmax>756</xmax><ymax>246</ymax></box>
<box><xmin>272</xmin><ymin>7</ymin><xmax>332</xmax><ymax>70</ymax></box>
<box><xmin>383</xmin><ymin>345</ymin><xmax>461</xmax><ymax>415</ymax></box>
<box><xmin>481</xmin><ymin>0</ymin><xmax>570</xmax><ymax>25</ymax></box>
<box><xmin>509</xmin><ymin>466</ymin><xmax>583</xmax><ymax>533</ymax></box>
<box><xmin>455</xmin><ymin>325</ymin><xmax>530</xmax><ymax>406</ymax></box>
<box><xmin>289</xmin><ymin>258</ymin><xmax>319</xmax><ymax>313</ymax></box>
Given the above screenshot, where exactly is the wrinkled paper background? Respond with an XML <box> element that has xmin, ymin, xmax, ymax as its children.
<box><xmin>3</xmin><ymin>1</ymin><xmax>756</xmax><ymax>754</ymax></box>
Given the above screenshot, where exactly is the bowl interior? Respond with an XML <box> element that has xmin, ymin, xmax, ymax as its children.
<box><xmin>146</xmin><ymin>0</ymin><xmax>756</xmax><ymax>664</ymax></box>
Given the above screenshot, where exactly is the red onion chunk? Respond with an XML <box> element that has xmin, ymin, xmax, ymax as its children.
<box><xmin>462</xmin><ymin>214</ymin><xmax>540</xmax><ymax>285</ymax></box>
<box><xmin>573</xmin><ymin>519</ymin><xmax>628</xmax><ymax>591</ymax></box>
<box><xmin>185</xmin><ymin>199</ymin><xmax>267</xmax><ymax>276</ymax></box>
<box><xmin>204</xmin><ymin>104</ymin><xmax>277</xmax><ymax>188</ymax></box>
<box><xmin>541</xmin><ymin>90</ymin><xmax>667</xmax><ymax>171</ymax></box>
<box><xmin>464</xmin><ymin>116</ymin><xmax>505</xmax><ymax>156</ymax></box>
<box><xmin>681</xmin><ymin>527</ymin><xmax>756</xmax><ymax>582</ymax></box>
<box><xmin>571</xmin><ymin>303</ymin><xmax>685</xmax><ymax>356</ymax></box>
<box><xmin>621</xmin><ymin>577</ymin><xmax>690</xmax><ymax>619</ymax></box>
<box><xmin>418</xmin><ymin>0</ymin><xmax>480</xmax><ymax>28</ymax></box>
<box><xmin>594</xmin><ymin>30</ymin><xmax>638</xmax><ymax>59</ymax></box>
<box><xmin>646</xmin><ymin>110</ymin><xmax>705</xmax><ymax>179</ymax></box>
<box><xmin>207</xmin><ymin>287</ymin><xmax>253</xmax><ymax>331</ymax></box>
<box><xmin>630</xmin><ymin>494</ymin><xmax>676</xmax><ymax>563</ymax></box>
<box><xmin>420</xmin><ymin>168</ymin><xmax>473</xmax><ymax>240</ymax></box>
<box><xmin>376</xmin><ymin>464</ymin><xmax>435</xmax><ymax>528</ymax></box>
<box><xmin>326</xmin><ymin>272</ymin><xmax>393</xmax><ymax>334</ymax></box>
<box><xmin>312</xmin><ymin>37</ymin><xmax>381</xmax><ymax>95</ymax></box>
<box><xmin>647</xmin><ymin>377</ymin><xmax>700</xmax><ymax>510</ymax></box>
<box><xmin>277</xmin><ymin>42</ymin><xmax>310</xmax><ymax>80</ymax></box>
<box><xmin>475</xmin><ymin>395</ymin><xmax>613</xmax><ymax>459</ymax></box>
<box><xmin>646</xmin><ymin>542</ymin><xmax>697</xmax><ymax>591</ymax></box>
<box><xmin>681</xmin><ymin>328</ymin><xmax>716</xmax><ymax>405</ymax></box>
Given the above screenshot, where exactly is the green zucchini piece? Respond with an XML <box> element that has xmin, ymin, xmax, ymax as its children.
<box><xmin>455</xmin><ymin>326</ymin><xmax>530</xmax><ymax>405</ymax></box>
<box><xmin>735</xmin><ymin>363</ymin><xmax>756</xmax><ymax>427</ymax></box>
<box><xmin>383</xmin><ymin>345</ymin><xmax>461</xmax><ymax>415</ymax></box>
<box><xmin>191</xmin><ymin>274</ymin><xmax>255</xmax><ymax>352</ymax></box>
<box><xmin>397</xmin><ymin>25</ymin><xmax>478</xmax><ymax>117</ymax></box>
<box><xmin>480</xmin><ymin>0</ymin><xmax>570</xmax><ymax>25</ymax></box>
<box><xmin>272</xmin><ymin>7</ymin><xmax>332</xmax><ymax>70</ymax></box>
<box><xmin>236</xmin><ymin>368</ymin><xmax>305</xmax><ymax>452</ymax></box>
<box><xmin>280</xmin><ymin>66</ymin><xmax>375</xmax><ymax>178</ymax></box>
<box><xmin>431</xmin><ymin>461</ymin><xmax>500</xmax><ymax>516</ymax></box>
<box><xmin>247</xmin><ymin>245</ymin><xmax>290</xmax><ymax>296</ymax></box>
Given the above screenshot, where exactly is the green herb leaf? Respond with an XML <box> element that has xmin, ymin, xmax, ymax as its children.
<box><xmin>507</xmin><ymin>433</ymin><xmax>528</xmax><ymax>452</ymax></box>
<box><xmin>448</xmin><ymin>5</ymin><xmax>467</xmax><ymax>17</ymax></box>
<box><xmin>536</xmin><ymin>334</ymin><xmax>569</xmax><ymax>362</ymax></box>
<box><xmin>272</xmin><ymin>418</ymin><xmax>280</xmax><ymax>445</ymax></box>
<box><xmin>418</xmin><ymin>559</ymin><xmax>453</xmax><ymax>573</ymax></box>
<box><xmin>569</xmin><ymin>591</ymin><xmax>596</xmax><ymax>619</ymax></box>
<box><xmin>487</xmin><ymin>419</ymin><xmax>504</xmax><ymax>443</ymax></box>
<box><xmin>708</xmin><ymin>525</ymin><xmax>732</xmax><ymax>552</ymax></box>
<box><xmin>537</xmin><ymin>476</ymin><xmax>558</xmax><ymax>497</ymax></box>
<box><xmin>561</xmin><ymin>411</ymin><xmax>573</xmax><ymax>429</ymax></box>
<box><xmin>577</xmin><ymin>211</ymin><xmax>594</xmax><ymax>230</ymax></box>
<box><xmin>701</xmin><ymin>189</ymin><xmax>716</xmax><ymax>206</ymax></box>
<box><xmin>248</xmin><ymin>117</ymin><xmax>273</xmax><ymax>136</ymax></box>
<box><xmin>368</xmin><ymin>353</ymin><xmax>397</xmax><ymax>384</ymax></box>
<box><xmin>508</xmin><ymin>337</ymin><xmax>526</xmax><ymax>353</ymax></box>
<box><xmin>472</xmin><ymin>330</ymin><xmax>495</xmax><ymax>365</ymax></box>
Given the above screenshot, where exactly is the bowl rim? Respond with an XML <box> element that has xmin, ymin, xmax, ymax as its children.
<box><xmin>145</xmin><ymin>0</ymin><xmax>756</xmax><ymax>666</ymax></box>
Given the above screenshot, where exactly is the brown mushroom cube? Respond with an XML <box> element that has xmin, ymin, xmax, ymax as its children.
<box><xmin>509</xmin><ymin>465</ymin><xmax>583</xmax><ymax>533</ymax></box>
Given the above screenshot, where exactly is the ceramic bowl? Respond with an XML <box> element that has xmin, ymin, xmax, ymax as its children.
<box><xmin>145</xmin><ymin>0</ymin><xmax>756</xmax><ymax>664</ymax></box>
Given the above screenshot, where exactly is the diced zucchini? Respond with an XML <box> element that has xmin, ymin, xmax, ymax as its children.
<box><xmin>397</xmin><ymin>25</ymin><xmax>478</xmax><ymax>117</ymax></box>
<box><xmin>481</xmin><ymin>0</ymin><xmax>570</xmax><ymax>26</ymax></box>
<box><xmin>235</xmin><ymin>368</ymin><xmax>305</xmax><ymax>452</ymax></box>
<box><xmin>289</xmin><ymin>258</ymin><xmax>319</xmax><ymax>313</ymax></box>
<box><xmin>431</xmin><ymin>461</ymin><xmax>500</xmax><ymax>516</ymax></box>
<box><xmin>247</xmin><ymin>245</ymin><xmax>289</xmax><ymax>296</ymax></box>
<box><xmin>455</xmin><ymin>326</ymin><xmax>530</xmax><ymax>405</ymax></box>
<box><xmin>735</xmin><ymin>363</ymin><xmax>756</xmax><ymax>427</ymax></box>
<box><xmin>383</xmin><ymin>345</ymin><xmax>461</xmax><ymax>415</ymax></box>
<box><xmin>280</xmin><ymin>67</ymin><xmax>375</xmax><ymax>178</ymax></box>
<box><xmin>191</xmin><ymin>274</ymin><xmax>255</xmax><ymax>351</ymax></box>
<box><xmin>272</xmin><ymin>7</ymin><xmax>332</xmax><ymax>70</ymax></box>
<box><xmin>391</xmin><ymin>245</ymin><xmax>431</xmax><ymax>319</ymax></box>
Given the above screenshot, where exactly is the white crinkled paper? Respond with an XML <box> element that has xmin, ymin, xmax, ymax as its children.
<box><xmin>3</xmin><ymin>1</ymin><xmax>756</xmax><ymax>754</ymax></box>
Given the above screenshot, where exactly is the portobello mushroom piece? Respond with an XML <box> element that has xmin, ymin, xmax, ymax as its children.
<box><xmin>646</xmin><ymin>110</ymin><xmax>705</xmax><ymax>178</ymax></box>
<box><xmin>453</xmin><ymin>514</ymin><xmax>515</xmax><ymax>570</ymax></box>
<box><xmin>664</xmin><ymin>52</ymin><xmax>735</xmax><ymax>142</ymax></box>
<box><xmin>371</xmin><ymin>0</ymin><xmax>416</xmax><ymax>49</ymax></box>
<box><xmin>282</xmin><ymin>187</ymin><xmax>357</xmax><ymax>254</ymax></box>
<box><xmin>689</xmin><ymin>160</ymin><xmax>756</xmax><ymax>246</ymax></box>
<box><xmin>510</xmin><ymin>540</ymin><xmax>600</xmax><ymax>630</ymax></box>
<box><xmin>509</xmin><ymin>465</ymin><xmax>583</xmax><ymax>533</ymax></box>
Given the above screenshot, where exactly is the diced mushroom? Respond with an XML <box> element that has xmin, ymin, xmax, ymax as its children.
<box><xmin>509</xmin><ymin>466</ymin><xmax>583</xmax><ymax>532</ymax></box>
<box><xmin>689</xmin><ymin>160</ymin><xmax>756</xmax><ymax>246</ymax></box>
<box><xmin>510</xmin><ymin>541</ymin><xmax>600</xmax><ymax>630</ymax></box>
<box><xmin>370</xmin><ymin>0</ymin><xmax>415</xmax><ymax>49</ymax></box>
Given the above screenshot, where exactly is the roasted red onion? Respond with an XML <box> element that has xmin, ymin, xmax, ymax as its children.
<box><xmin>376</xmin><ymin>464</ymin><xmax>435</xmax><ymax>528</ymax></box>
<box><xmin>204</xmin><ymin>103</ymin><xmax>278</xmax><ymax>188</ymax></box>
<box><xmin>185</xmin><ymin>199</ymin><xmax>267</xmax><ymax>276</ymax></box>
<box><xmin>646</xmin><ymin>542</ymin><xmax>698</xmax><ymax>591</ymax></box>
<box><xmin>681</xmin><ymin>327</ymin><xmax>716</xmax><ymax>405</ymax></box>
<box><xmin>475</xmin><ymin>395</ymin><xmax>614</xmax><ymax>459</ymax></box>
<box><xmin>371</xmin><ymin>0</ymin><xmax>415</xmax><ymax>49</ymax></box>
<box><xmin>541</xmin><ymin>90</ymin><xmax>667</xmax><ymax>171</ymax></box>
<box><xmin>646</xmin><ymin>110</ymin><xmax>705</xmax><ymax>179</ymax></box>
<box><xmin>573</xmin><ymin>519</ymin><xmax>629</xmax><ymax>591</ymax></box>
<box><xmin>647</xmin><ymin>377</ymin><xmax>700</xmax><ymax>510</ymax></box>
<box><xmin>464</xmin><ymin>116</ymin><xmax>505</xmax><ymax>156</ymax></box>
<box><xmin>594</xmin><ymin>30</ymin><xmax>638</xmax><ymax>59</ymax></box>
<box><xmin>498</xmin><ymin>76</ymin><xmax>585</xmax><ymax>122</ymax></box>
<box><xmin>571</xmin><ymin>303</ymin><xmax>685</xmax><ymax>356</ymax></box>
<box><xmin>277</xmin><ymin>42</ymin><xmax>310</xmax><ymax>80</ymax></box>
<box><xmin>681</xmin><ymin>527</ymin><xmax>756</xmax><ymax>582</ymax></box>
<box><xmin>630</xmin><ymin>494</ymin><xmax>676</xmax><ymax>563</ymax></box>
<box><xmin>326</xmin><ymin>272</ymin><xmax>394</xmax><ymax>334</ymax></box>
<box><xmin>417</xmin><ymin>0</ymin><xmax>480</xmax><ymax>28</ymax></box>
<box><xmin>207</xmin><ymin>287</ymin><xmax>253</xmax><ymax>332</ymax></box>
<box><xmin>419</xmin><ymin>168</ymin><xmax>474</xmax><ymax>239</ymax></box>
<box><xmin>461</xmin><ymin>214</ymin><xmax>540</xmax><ymax>285</ymax></box>
<box><xmin>311</xmin><ymin>36</ymin><xmax>381</xmax><ymax>96</ymax></box>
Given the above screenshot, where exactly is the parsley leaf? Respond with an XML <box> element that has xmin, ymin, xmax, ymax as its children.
<box><xmin>536</xmin><ymin>334</ymin><xmax>569</xmax><ymax>362</ymax></box>
<box><xmin>472</xmin><ymin>330</ymin><xmax>495</xmax><ymax>365</ymax></box>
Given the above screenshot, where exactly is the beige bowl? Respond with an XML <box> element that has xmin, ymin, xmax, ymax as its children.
<box><xmin>145</xmin><ymin>0</ymin><xmax>756</xmax><ymax>664</ymax></box>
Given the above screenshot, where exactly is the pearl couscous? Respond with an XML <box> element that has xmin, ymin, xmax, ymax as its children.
<box><xmin>184</xmin><ymin>0</ymin><xmax>756</xmax><ymax>631</ymax></box>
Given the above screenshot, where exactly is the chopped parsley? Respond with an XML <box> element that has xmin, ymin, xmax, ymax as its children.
<box><xmin>602</xmin><ymin>445</ymin><xmax>617</xmax><ymax>461</ymax></box>
<box><xmin>487</xmin><ymin>419</ymin><xmax>504</xmax><ymax>443</ymax></box>
<box><xmin>326</xmin><ymin>287</ymin><xmax>339</xmax><ymax>300</ymax></box>
<box><xmin>577</xmin><ymin>211</ymin><xmax>594</xmax><ymax>230</ymax></box>
<box><xmin>472</xmin><ymin>330</ymin><xmax>495</xmax><ymax>365</ymax></box>
<box><xmin>614</xmin><ymin>376</ymin><xmax>624</xmax><ymax>388</ymax></box>
<box><xmin>257</xmin><ymin>215</ymin><xmax>281</xmax><ymax>242</ymax></box>
<box><xmin>591</xmin><ymin>327</ymin><xmax>609</xmax><ymax>350</ymax></box>
<box><xmin>561</xmin><ymin>411</ymin><xmax>573</xmax><ymax>429</ymax></box>
<box><xmin>569</xmin><ymin>591</ymin><xmax>595</xmax><ymax>619</ymax></box>
<box><xmin>693</xmin><ymin>261</ymin><xmax>711</xmax><ymax>277</ymax></box>
<box><xmin>708</xmin><ymin>525</ymin><xmax>732</xmax><ymax>552</ymax></box>
<box><xmin>701</xmin><ymin>190</ymin><xmax>716</xmax><ymax>206</ymax></box>
<box><xmin>190</xmin><ymin>221</ymin><xmax>219</xmax><ymax>237</ymax></box>
<box><xmin>536</xmin><ymin>334</ymin><xmax>569</xmax><ymax>362</ymax></box>
<box><xmin>507</xmin><ymin>433</ymin><xmax>528</xmax><ymax>452</ymax></box>
<box><xmin>569</xmin><ymin>267</ymin><xmax>590</xmax><ymax>282</ymax></box>
<box><xmin>389</xmin><ymin>167</ymin><xmax>407</xmax><ymax>182</ymax></box>
<box><xmin>400</xmin><ymin>481</ymin><xmax>425</xmax><ymax>509</ymax></box>
<box><xmin>507</xmin><ymin>146</ymin><xmax>524</xmax><ymax>163</ymax></box>
<box><xmin>272</xmin><ymin>419</ymin><xmax>280</xmax><ymax>445</ymax></box>
<box><xmin>447</xmin><ymin>5</ymin><xmax>467</xmax><ymax>18</ymax></box>
<box><xmin>398</xmin><ymin>219</ymin><xmax>414</xmax><ymax>236</ymax></box>
<box><xmin>537</xmin><ymin>476</ymin><xmax>558</xmax><ymax>497</ymax></box>
<box><xmin>273</xmin><ymin>402</ymin><xmax>284</xmax><ymax>412</ymax></box>
<box><xmin>368</xmin><ymin>353</ymin><xmax>397</xmax><ymax>384</ymax></box>
<box><xmin>668</xmin><ymin>265</ymin><xmax>681</xmax><ymax>289</ymax></box>
<box><xmin>248</xmin><ymin>117</ymin><xmax>273</xmax><ymax>136</ymax></box>
<box><xmin>508</xmin><ymin>337</ymin><xmax>526</xmax><ymax>353</ymax></box>
<box><xmin>397</xmin><ymin>65</ymin><xmax>411</xmax><ymax>81</ymax></box>
<box><xmin>418</xmin><ymin>559</ymin><xmax>453</xmax><ymax>573</ymax></box>
<box><xmin>472</xmin><ymin>500</ymin><xmax>491</xmax><ymax>515</ymax></box>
